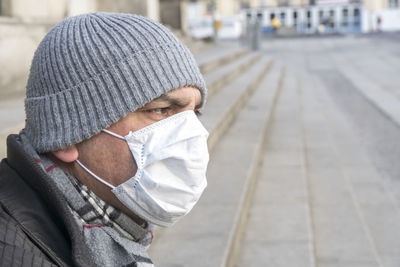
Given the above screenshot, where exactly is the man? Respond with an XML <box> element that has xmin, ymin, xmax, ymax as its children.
<box><xmin>0</xmin><ymin>12</ymin><xmax>209</xmax><ymax>266</ymax></box>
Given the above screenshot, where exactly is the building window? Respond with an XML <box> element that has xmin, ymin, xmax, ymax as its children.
<box><xmin>342</xmin><ymin>8</ymin><xmax>349</xmax><ymax>27</ymax></box>
<box><xmin>280</xmin><ymin>12</ymin><xmax>286</xmax><ymax>24</ymax></box>
<box><xmin>354</xmin><ymin>8</ymin><xmax>361</xmax><ymax>26</ymax></box>
<box><xmin>342</xmin><ymin>8</ymin><xmax>348</xmax><ymax>17</ymax></box>
<box><xmin>293</xmin><ymin>11</ymin><xmax>297</xmax><ymax>26</ymax></box>
<box><xmin>389</xmin><ymin>0</ymin><xmax>399</xmax><ymax>8</ymax></box>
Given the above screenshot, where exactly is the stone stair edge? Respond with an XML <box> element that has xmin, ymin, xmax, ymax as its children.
<box><xmin>206</xmin><ymin>53</ymin><xmax>262</xmax><ymax>98</ymax></box>
<box><xmin>205</xmin><ymin>57</ymin><xmax>274</xmax><ymax>152</ymax></box>
<box><xmin>198</xmin><ymin>49</ymin><xmax>250</xmax><ymax>76</ymax></box>
<box><xmin>223</xmin><ymin>66</ymin><xmax>286</xmax><ymax>267</ymax></box>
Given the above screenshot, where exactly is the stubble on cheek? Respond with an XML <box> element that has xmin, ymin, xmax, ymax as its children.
<box><xmin>78</xmin><ymin>133</ymin><xmax>138</xmax><ymax>187</ymax></box>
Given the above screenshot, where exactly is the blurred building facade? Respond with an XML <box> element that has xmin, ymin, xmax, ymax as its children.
<box><xmin>1</xmin><ymin>0</ymin><xmax>399</xmax><ymax>97</ymax></box>
<box><xmin>243</xmin><ymin>0</ymin><xmax>399</xmax><ymax>9</ymax></box>
<box><xmin>244</xmin><ymin>0</ymin><xmax>400</xmax><ymax>34</ymax></box>
<box><xmin>184</xmin><ymin>0</ymin><xmax>399</xmax><ymax>39</ymax></box>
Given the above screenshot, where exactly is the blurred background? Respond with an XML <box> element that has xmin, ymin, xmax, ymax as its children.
<box><xmin>1</xmin><ymin>1</ymin><xmax>400</xmax><ymax>266</ymax></box>
<box><xmin>0</xmin><ymin>0</ymin><xmax>399</xmax><ymax>99</ymax></box>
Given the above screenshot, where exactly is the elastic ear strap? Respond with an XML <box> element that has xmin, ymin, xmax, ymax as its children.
<box><xmin>76</xmin><ymin>160</ymin><xmax>116</xmax><ymax>189</ymax></box>
<box><xmin>102</xmin><ymin>129</ymin><xmax>125</xmax><ymax>140</ymax></box>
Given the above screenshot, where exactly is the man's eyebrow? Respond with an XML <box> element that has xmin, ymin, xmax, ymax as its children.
<box><xmin>154</xmin><ymin>94</ymin><xmax>202</xmax><ymax>109</ymax></box>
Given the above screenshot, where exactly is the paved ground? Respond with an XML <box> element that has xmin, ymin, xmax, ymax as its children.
<box><xmin>260</xmin><ymin>35</ymin><xmax>400</xmax><ymax>208</ymax></box>
<box><xmin>236</xmin><ymin>35</ymin><xmax>400</xmax><ymax>266</ymax></box>
<box><xmin>147</xmin><ymin>35</ymin><xmax>400</xmax><ymax>267</ymax></box>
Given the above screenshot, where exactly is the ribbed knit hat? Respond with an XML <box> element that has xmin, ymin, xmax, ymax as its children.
<box><xmin>25</xmin><ymin>12</ymin><xmax>207</xmax><ymax>153</ymax></box>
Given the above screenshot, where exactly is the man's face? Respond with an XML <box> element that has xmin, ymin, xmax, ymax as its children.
<box><xmin>68</xmin><ymin>86</ymin><xmax>202</xmax><ymax>222</ymax></box>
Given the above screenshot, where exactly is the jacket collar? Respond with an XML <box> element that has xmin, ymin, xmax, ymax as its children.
<box><xmin>4</xmin><ymin>134</ymin><xmax>93</xmax><ymax>266</ymax></box>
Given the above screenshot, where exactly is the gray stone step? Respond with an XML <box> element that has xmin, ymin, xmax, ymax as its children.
<box><xmin>236</xmin><ymin>70</ymin><xmax>315</xmax><ymax>267</ymax></box>
<box><xmin>204</xmin><ymin>52</ymin><xmax>261</xmax><ymax>98</ymax></box>
<box><xmin>202</xmin><ymin>56</ymin><xmax>273</xmax><ymax>151</ymax></box>
<box><xmin>195</xmin><ymin>45</ymin><xmax>249</xmax><ymax>75</ymax></box>
<box><xmin>148</xmin><ymin>60</ymin><xmax>283</xmax><ymax>267</ymax></box>
<box><xmin>237</xmin><ymin>68</ymin><xmax>400</xmax><ymax>267</ymax></box>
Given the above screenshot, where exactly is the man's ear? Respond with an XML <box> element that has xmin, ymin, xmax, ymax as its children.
<box><xmin>51</xmin><ymin>145</ymin><xmax>79</xmax><ymax>163</ymax></box>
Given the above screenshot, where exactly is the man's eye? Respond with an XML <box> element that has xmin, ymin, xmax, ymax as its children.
<box><xmin>147</xmin><ymin>108</ymin><xmax>169</xmax><ymax>114</ymax></box>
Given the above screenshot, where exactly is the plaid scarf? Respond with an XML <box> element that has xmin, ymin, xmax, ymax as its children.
<box><xmin>20</xmin><ymin>132</ymin><xmax>155</xmax><ymax>267</ymax></box>
<box><xmin>65</xmin><ymin>172</ymin><xmax>149</xmax><ymax>241</ymax></box>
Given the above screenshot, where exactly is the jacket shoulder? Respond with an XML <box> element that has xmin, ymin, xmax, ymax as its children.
<box><xmin>0</xmin><ymin>204</ymin><xmax>57</xmax><ymax>266</ymax></box>
<box><xmin>0</xmin><ymin>159</ymin><xmax>72</xmax><ymax>266</ymax></box>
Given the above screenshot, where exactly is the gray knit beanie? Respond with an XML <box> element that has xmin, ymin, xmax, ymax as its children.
<box><xmin>25</xmin><ymin>12</ymin><xmax>207</xmax><ymax>153</ymax></box>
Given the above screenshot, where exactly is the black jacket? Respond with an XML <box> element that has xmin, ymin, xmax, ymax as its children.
<box><xmin>0</xmin><ymin>135</ymin><xmax>91</xmax><ymax>266</ymax></box>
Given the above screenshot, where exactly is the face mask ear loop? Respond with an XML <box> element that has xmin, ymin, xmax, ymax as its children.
<box><xmin>102</xmin><ymin>129</ymin><xmax>126</xmax><ymax>140</ymax></box>
<box><xmin>76</xmin><ymin>160</ymin><xmax>116</xmax><ymax>190</ymax></box>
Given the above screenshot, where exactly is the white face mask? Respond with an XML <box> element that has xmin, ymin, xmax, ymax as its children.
<box><xmin>76</xmin><ymin>110</ymin><xmax>209</xmax><ymax>227</ymax></box>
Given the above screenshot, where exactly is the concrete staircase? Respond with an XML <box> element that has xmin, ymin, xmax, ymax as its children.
<box><xmin>148</xmin><ymin>45</ymin><xmax>400</xmax><ymax>267</ymax></box>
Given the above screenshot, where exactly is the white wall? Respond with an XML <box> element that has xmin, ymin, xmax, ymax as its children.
<box><xmin>375</xmin><ymin>8</ymin><xmax>400</xmax><ymax>31</ymax></box>
<box><xmin>363</xmin><ymin>8</ymin><xmax>400</xmax><ymax>32</ymax></box>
